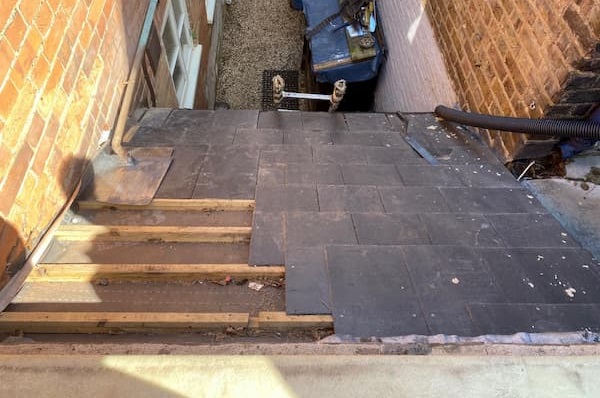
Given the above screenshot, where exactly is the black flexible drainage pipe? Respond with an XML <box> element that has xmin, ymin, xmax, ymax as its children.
<box><xmin>435</xmin><ymin>105</ymin><xmax>600</xmax><ymax>140</ymax></box>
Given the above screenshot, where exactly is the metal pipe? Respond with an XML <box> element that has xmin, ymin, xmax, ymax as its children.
<box><xmin>282</xmin><ymin>92</ymin><xmax>331</xmax><ymax>100</ymax></box>
<box><xmin>111</xmin><ymin>0</ymin><xmax>159</xmax><ymax>163</ymax></box>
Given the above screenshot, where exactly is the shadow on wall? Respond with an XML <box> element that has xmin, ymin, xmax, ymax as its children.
<box><xmin>0</xmin><ymin>219</ymin><xmax>25</xmax><ymax>291</ymax></box>
<box><xmin>0</xmin><ymin>155</ymin><xmax>91</xmax><ymax>292</ymax></box>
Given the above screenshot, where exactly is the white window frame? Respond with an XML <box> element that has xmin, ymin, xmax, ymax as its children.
<box><xmin>161</xmin><ymin>0</ymin><xmax>202</xmax><ymax>108</ymax></box>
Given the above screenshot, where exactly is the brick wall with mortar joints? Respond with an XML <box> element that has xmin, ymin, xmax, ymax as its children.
<box><xmin>426</xmin><ymin>0</ymin><xmax>600</xmax><ymax>162</ymax></box>
<box><xmin>0</xmin><ymin>0</ymin><xmax>149</xmax><ymax>279</ymax></box>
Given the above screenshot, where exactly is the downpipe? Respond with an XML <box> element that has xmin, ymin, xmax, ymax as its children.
<box><xmin>435</xmin><ymin>105</ymin><xmax>600</xmax><ymax>141</ymax></box>
<box><xmin>111</xmin><ymin>0</ymin><xmax>159</xmax><ymax>164</ymax></box>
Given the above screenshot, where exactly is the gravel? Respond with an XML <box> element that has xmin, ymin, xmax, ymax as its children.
<box><xmin>216</xmin><ymin>0</ymin><xmax>306</xmax><ymax>109</ymax></box>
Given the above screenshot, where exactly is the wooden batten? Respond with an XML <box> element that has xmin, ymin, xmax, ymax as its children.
<box><xmin>75</xmin><ymin>199</ymin><xmax>256</xmax><ymax>212</ymax></box>
<box><xmin>53</xmin><ymin>225</ymin><xmax>252</xmax><ymax>243</ymax></box>
<box><xmin>30</xmin><ymin>264</ymin><xmax>285</xmax><ymax>282</ymax></box>
<box><xmin>0</xmin><ymin>312</ymin><xmax>250</xmax><ymax>334</ymax></box>
<box><xmin>253</xmin><ymin>312</ymin><xmax>334</xmax><ymax>329</ymax></box>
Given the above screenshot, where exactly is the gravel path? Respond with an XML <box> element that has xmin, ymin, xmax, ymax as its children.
<box><xmin>216</xmin><ymin>0</ymin><xmax>305</xmax><ymax>109</ymax></box>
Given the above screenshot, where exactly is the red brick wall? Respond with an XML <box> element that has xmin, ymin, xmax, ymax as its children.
<box><xmin>426</xmin><ymin>1</ymin><xmax>600</xmax><ymax>161</ymax></box>
<box><xmin>0</xmin><ymin>1</ymin><xmax>149</xmax><ymax>280</ymax></box>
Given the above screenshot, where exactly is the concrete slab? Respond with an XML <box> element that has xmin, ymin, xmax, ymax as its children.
<box><xmin>2</xmin><ymin>355</ymin><xmax>600</xmax><ymax>398</ymax></box>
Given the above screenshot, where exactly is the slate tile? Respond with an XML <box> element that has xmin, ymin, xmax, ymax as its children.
<box><xmin>258</xmin><ymin>111</ymin><xmax>302</xmax><ymax>129</ymax></box>
<box><xmin>395</xmin><ymin>165</ymin><xmax>463</xmax><ymax>187</ymax></box>
<box><xmin>138</xmin><ymin>108</ymin><xmax>172</xmax><ymax>127</ymax></box>
<box><xmin>202</xmin><ymin>146</ymin><xmax>260</xmax><ymax>174</ymax></box>
<box><xmin>468</xmin><ymin>303</ymin><xmax>600</xmax><ymax>335</ymax></box>
<box><xmin>257</xmin><ymin>163</ymin><xmax>285</xmax><ymax>185</ymax></box>
<box><xmin>341</xmin><ymin>165</ymin><xmax>402</xmax><ymax>186</ymax></box>
<box><xmin>285</xmin><ymin>212</ymin><xmax>357</xmax><ymax>248</ymax></box>
<box><xmin>193</xmin><ymin>172</ymin><xmax>257</xmax><ymax>199</ymax></box>
<box><xmin>437</xmin><ymin>145</ymin><xmax>500</xmax><ymax>166</ymax></box>
<box><xmin>422</xmin><ymin>303</ymin><xmax>479</xmax><ymax>336</ymax></box>
<box><xmin>331</xmin><ymin>132</ymin><xmax>382</xmax><ymax>146</ymax></box>
<box><xmin>379</xmin><ymin>187</ymin><xmax>450</xmax><ymax>213</ymax></box>
<box><xmin>326</xmin><ymin>245</ymin><xmax>428</xmax><ymax>336</ymax></box>
<box><xmin>201</xmin><ymin>155</ymin><xmax>259</xmax><ymax>175</ymax></box>
<box><xmin>286</xmin><ymin>164</ymin><xmax>343</xmax><ymax>185</ymax></box>
<box><xmin>260</xmin><ymin>145</ymin><xmax>313</xmax><ymax>163</ymax></box>
<box><xmin>405</xmin><ymin>114</ymin><xmax>457</xmax><ymax>145</ymax></box>
<box><xmin>208</xmin><ymin>144</ymin><xmax>261</xmax><ymax>158</ymax></box>
<box><xmin>128</xmin><ymin>127</ymin><xmax>185</xmax><ymax>146</ymax></box>
<box><xmin>165</xmin><ymin>110</ymin><xmax>215</xmax><ymax>128</ymax></box>
<box><xmin>420</xmin><ymin>214</ymin><xmax>504</xmax><ymax>247</ymax></box>
<box><xmin>182</xmin><ymin>127</ymin><xmax>236</xmax><ymax>145</ymax></box>
<box><xmin>353</xmin><ymin>213</ymin><xmax>430</xmax><ymax>245</ymax></box>
<box><xmin>344</xmin><ymin>113</ymin><xmax>395</xmax><ymax>131</ymax></box>
<box><xmin>363</xmin><ymin>147</ymin><xmax>425</xmax><ymax>165</ymax></box>
<box><xmin>255</xmin><ymin>185</ymin><xmax>318</xmax><ymax>212</ymax></box>
<box><xmin>248</xmin><ymin>212</ymin><xmax>284</xmax><ymax>266</ymax></box>
<box><xmin>234</xmin><ymin>128</ymin><xmax>284</xmax><ymax>145</ymax></box>
<box><xmin>301</xmin><ymin>112</ymin><xmax>347</xmax><ymax>131</ymax></box>
<box><xmin>331</xmin><ymin>132</ymin><xmax>405</xmax><ymax>147</ymax></box>
<box><xmin>451</xmin><ymin>164</ymin><xmax>520</xmax><ymax>188</ymax></box>
<box><xmin>285</xmin><ymin>247</ymin><xmax>331</xmax><ymax>314</ymax></box>
<box><xmin>318</xmin><ymin>185</ymin><xmax>384</xmax><ymax>212</ymax></box>
<box><xmin>213</xmin><ymin>110</ymin><xmax>258</xmax><ymax>128</ymax></box>
<box><xmin>284</xmin><ymin>130</ymin><xmax>333</xmax><ymax>145</ymax></box>
<box><xmin>440</xmin><ymin>188</ymin><xmax>548</xmax><ymax>214</ymax></box>
<box><xmin>402</xmin><ymin>246</ymin><xmax>504</xmax><ymax>305</ymax></box>
<box><xmin>155</xmin><ymin>149</ymin><xmax>205</xmax><ymax>198</ymax></box>
<box><xmin>486</xmin><ymin>214</ymin><xmax>580</xmax><ymax>248</ymax></box>
<box><xmin>333</xmin><ymin>304</ymin><xmax>428</xmax><ymax>337</ymax></box>
<box><xmin>479</xmin><ymin>248</ymin><xmax>600</xmax><ymax>304</ymax></box>
<box><xmin>313</xmin><ymin>145</ymin><xmax>366</xmax><ymax>164</ymax></box>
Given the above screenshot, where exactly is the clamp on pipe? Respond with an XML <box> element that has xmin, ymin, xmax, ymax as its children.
<box><xmin>329</xmin><ymin>79</ymin><xmax>347</xmax><ymax>112</ymax></box>
<box><xmin>272</xmin><ymin>75</ymin><xmax>285</xmax><ymax>107</ymax></box>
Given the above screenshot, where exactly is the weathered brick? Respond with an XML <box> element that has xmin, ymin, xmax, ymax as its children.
<box><xmin>0</xmin><ymin>80</ymin><xmax>18</xmax><ymax>120</ymax></box>
<box><xmin>427</xmin><ymin>0</ymin><xmax>599</xmax><ymax>161</ymax></box>
<box><xmin>5</xmin><ymin>10</ymin><xmax>27</xmax><ymax>50</ymax></box>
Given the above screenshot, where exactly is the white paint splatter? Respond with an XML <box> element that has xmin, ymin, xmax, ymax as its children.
<box><xmin>565</xmin><ymin>288</ymin><xmax>577</xmax><ymax>298</ymax></box>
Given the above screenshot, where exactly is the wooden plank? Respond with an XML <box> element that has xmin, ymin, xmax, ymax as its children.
<box><xmin>0</xmin><ymin>312</ymin><xmax>250</xmax><ymax>334</ymax></box>
<box><xmin>254</xmin><ymin>312</ymin><xmax>334</xmax><ymax>329</ymax></box>
<box><xmin>30</xmin><ymin>264</ymin><xmax>285</xmax><ymax>282</ymax></box>
<box><xmin>53</xmin><ymin>225</ymin><xmax>252</xmax><ymax>243</ymax></box>
<box><xmin>76</xmin><ymin>199</ymin><xmax>255</xmax><ymax>211</ymax></box>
